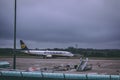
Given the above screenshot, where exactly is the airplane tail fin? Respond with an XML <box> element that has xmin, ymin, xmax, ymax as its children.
<box><xmin>20</xmin><ymin>40</ymin><xmax>28</xmax><ymax>50</ymax></box>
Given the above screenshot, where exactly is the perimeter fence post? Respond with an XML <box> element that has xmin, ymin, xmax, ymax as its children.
<box><xmin>41</xmin><ymin>72</ymin><xmax>44</xmax><ymax>80</ymax></box>
<box><xmin>86</xmin><ymin>74</ymin><xmax>88</xmax><ymax>80</ymax></box>
<box><xmin>63</xmin><ymin>73</ymin><xmax>66</xmax><ymax>80</ymax></box>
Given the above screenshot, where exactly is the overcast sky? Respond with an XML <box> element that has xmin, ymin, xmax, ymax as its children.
<box><xmin>0</xmin><ymin>0</ymin><xmax>120</xmax><ymax>49</ymax></box>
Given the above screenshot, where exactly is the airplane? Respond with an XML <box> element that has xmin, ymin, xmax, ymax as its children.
<box><xmin>20</xmin><ymin>40</ymin><xmax>74</xmax><ymax>58</ymax></box>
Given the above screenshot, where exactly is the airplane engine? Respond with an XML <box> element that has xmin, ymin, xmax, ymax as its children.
<box><xmin>46</xmin><ymin>55</ymin><xmax>52</xmax><ymax>58</ymax></box>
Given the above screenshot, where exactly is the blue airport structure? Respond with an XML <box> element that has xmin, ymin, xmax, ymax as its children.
<box><xmin>0</xmin><ymin>61</ymin><xmax>10</xmax><ymax>68</ymax></box>
<box><xmin>0</xmin><ymin>71</ymin><xmax>120</xmax><ymax>80</ymax></box>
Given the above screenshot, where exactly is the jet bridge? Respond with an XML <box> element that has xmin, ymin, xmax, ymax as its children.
<box><xmin>76</xmin><ymin>58</ymin><xmax>92</xmax><ymax>71</ymax></box>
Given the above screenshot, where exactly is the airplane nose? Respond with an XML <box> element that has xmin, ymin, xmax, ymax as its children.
<box><xmin>70</xmin><ymin>53</ymin><xmax>74</xmax><ymax>57</ymax></box>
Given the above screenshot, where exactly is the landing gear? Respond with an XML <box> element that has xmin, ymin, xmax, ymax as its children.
<box><xmin>43</xmin><ymin>56</ymin><xmax>47</xmax><ymax>59</ymax></box>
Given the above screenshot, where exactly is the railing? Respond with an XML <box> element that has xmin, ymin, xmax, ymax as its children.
<box><xmin>0</xmin><ymin>71</ymin><xmax>119</xmax><ymax>80</ymax></box>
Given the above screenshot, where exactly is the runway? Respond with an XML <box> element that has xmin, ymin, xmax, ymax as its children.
<box><xmin>0</xmin><ymin>58</ymin><xmax>120</xmax><ymax>75</ymax></box>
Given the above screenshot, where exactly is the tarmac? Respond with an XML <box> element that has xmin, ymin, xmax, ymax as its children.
<box><xmin>0</xmin><ymin>57</ymin><xmax>120</xmax><ymax>75</ymax></box>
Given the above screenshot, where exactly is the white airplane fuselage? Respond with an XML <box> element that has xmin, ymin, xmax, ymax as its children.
<box><xmin>20</xmin><ymin>40</ymin><xmax>74</xmax><ymax>58</ymax></box>
<box><xmin>22</xmin><ymin>50</ymin><xmax>74</xmax><ymax>57</ymax></box>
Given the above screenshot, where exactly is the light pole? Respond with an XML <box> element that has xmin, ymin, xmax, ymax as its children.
<box><xmin>13</xmin><ymin>0</ymin><xmax>17</xmax><ymax>69</ymax></box>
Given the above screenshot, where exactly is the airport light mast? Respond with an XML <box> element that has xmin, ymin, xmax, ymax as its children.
<box><xmin>13</xmin><ymin>0</ymin><xmax>17</xmax><ymax>69</ymax></box>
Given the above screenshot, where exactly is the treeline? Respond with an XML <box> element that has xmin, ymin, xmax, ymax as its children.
<box><xmin>0</xmin><ymin>47</ymin><xmax>120</xmax><ymax>57</ymax></box>
<box><xmin>47</xmin><ymin>47</ymin><xmax>120</xmax><ymax>57</ymax></box>
<box><xmin>0</xmin><ymin>48</ymin><xmax>28</xmax><ymax>56</ymax></box>
<box><xmin>0</xmin><ymin>48</ymin><xmax>13</xmax><ymax>56</ymax></box>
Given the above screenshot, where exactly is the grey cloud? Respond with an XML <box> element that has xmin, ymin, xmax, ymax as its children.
<box><xmin>0</xmin><ymin>0</ymin><xmax>120</xmax><ymax>49</ymax></box>
<box><xmin>0</xmin><ymin>0</ymin><xmax>14</xmax><ymax>40</ymax></box>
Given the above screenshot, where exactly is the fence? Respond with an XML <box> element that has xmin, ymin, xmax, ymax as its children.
<box><xmin>0</xmin><ymin>71</ymin><xmax>120</xmax><ymax>80</ymax></box>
